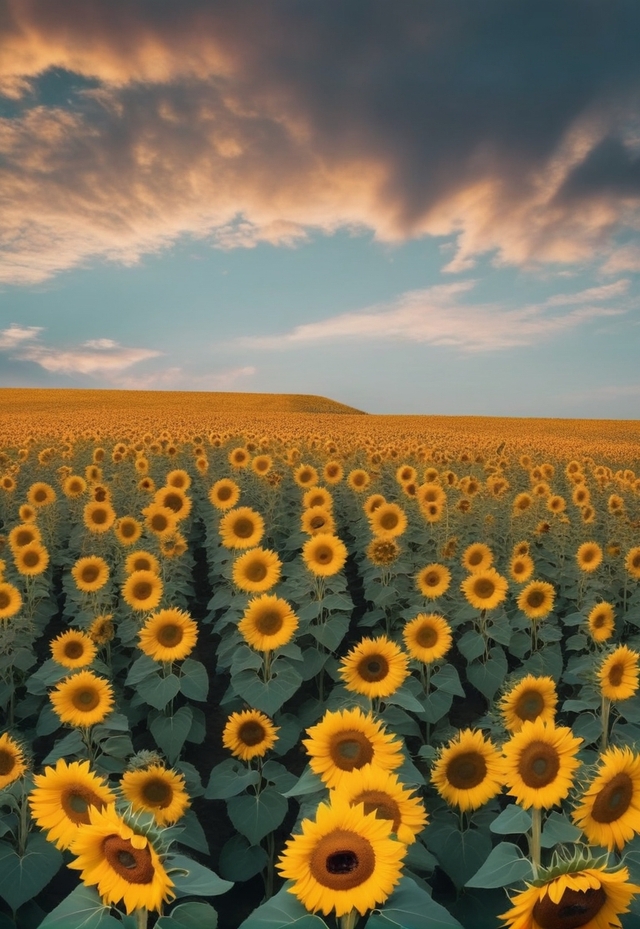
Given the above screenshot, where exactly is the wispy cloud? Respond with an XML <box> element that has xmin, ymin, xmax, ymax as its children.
<box><xmin>113</xmin><ymin>365</ymin><xmax>256</xmax><ymax>390</ymax></box>
<box><xmin>237</xmin><ymin>281</ymin><xmax>629</xmax><ymax>353</ymax></box>
<box><xmin>0</xmin><ymin>324</ymin><xmax>42</xmax><ymax>349</ymax></box>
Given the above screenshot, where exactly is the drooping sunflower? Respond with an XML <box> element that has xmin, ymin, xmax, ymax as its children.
<box><xmin>509</xmin><ymin>553</ymin><xmax>535</xmax><ymax>584</ymax></box>
<box><xmin>587</xmin><ymin>602</ymin><xmax>615</xmax><ymax>643</ymax></box>
<box><xmin>461</xmin><ymin>567</ymin><xmax>509</xmax><ymax>611</ymax></box>
<box><xmin>0</xmin><ymin>732</ymin><xmax>27</xmax><ymax>789</ymax></box>
<box><xmin>0</xmin><ymin>581</ymin><xmax>22</xmax><ymax>620</ymax></box>
<box><xmin>222</xmin><ymin>709</ymin><xmax>279</xmax><ymax>761</ymax></box>
<box><xmin>572</xmin><ymin>746</ymin><xmax>640</xmax><ymax>851</ymax></box>
<box><xmin>335</xmin><ymin>765</ymin><xmax>427</xmax><ymax>845</ymax></box>
<box><xmin>124</xmin><ymin>550</ymin><xmax>160</xmax><ymax>576</ymax></box>
<box><xmin>500</xmin><ymin>859</ymin><xmax>640</xmax><ymax>929</ymax></box>
<box><xmin>50</xmin><ymin>629</ymin><xmax>97</xmax><ymax>669</ymax></box>
<box><xmin>209</xmin><ymin>478</ymin><xmax>241</xmax><ymax>510</ymax></box>
<box><xmin>71</xmin><ymin>555</ymin><xmax>110</xmax><ymax>593</ymax></box>
<box><xmin>219</xmin><ymin>506</ymin><xmax>265</xmax><ymax>549</ymax></box>
<box><xmin>113</xmin><ymin>516</ymin><xmax>142</xmax><ymax>547</ymax></box>
<box><xmin>68</xmin><ymin>804</ymin><xmax>175</xmax><ymax>915</ymax></box>
<box><xmin>517</xmin><ymin>580</ymin><xmax>556</xmax><ymax>620</ymax></box>
<box><xmin>50</xmin><ymin>671</ymin><xmax>115</xmax><ymax>728</ymax></box>
<box><xmin>625</xmin><ymin>546</ymin><xmax>640</xmax><ymax>580</ymax></box>
<box><xmin>598</xmin><ymin>645</ymin><xmax>640</xmax><ymax>701</ymax></box>
<box><xmin>120</xmin><ymin>764</ymin><xmax>190</xmax><ymax>826</ymax></box>
<box><xmin>29</xmin><ymin>758</ymin><xmax>115</xmax><ymax>849</ymax></box>
<box><xmin>238</xmin><ymin>594</ymin><xmax>299</xmax><ymax>652</ymax></box>
<box><xmin>366</xmin><ymin>538</ymin><xmax>400</xmax><ymax>567</ymax></box>
<box><xmin>302</xmin><ymin>533</ymin><xmax>348</xmax><ymax>577</ymax></box>
<box><xmin>369</xmin><ymin>503</ymin><xmax>408</xmax><ymax>540</ymax></box>
<box><xmin>431</xmin><ymin>729</ymin><xmax>504</xmax><ymax>812</ymax></box>
<box><xmin>138</xmin><ymin>608</ymin><xmax>198</xmax><ymax>662</ymax></box>
<box><xmin>338</xmin><ymin>636</ymin><xmax>409</xmax><ymax>699</ymax></box>
<box><xmin>415</xmin><ymin>563</ymin><xmax>451</xmax><ymax>599</ymax></box>
<box><xmin>27</xmin><ymin>481</ymin><xmax>57</xmax><ymax>507</ymax></box>
<box><xmin>13</xmin><ymin>541</ymin><xmax>49</xmax><ymax>576</ymax></box>
<box><xmin>277</xmin><ymin>797</ymin><xmax>406</xmax><ymax>917</ymax></box>
<box><xmin>576</xmin><ymin>541</ymin><xmax>603</xmax><ymax>573</ymax></box>
<box><xmin>303</xmin><ymin>707</ymin><xmax>404</xmax><ymax>790</ymax></box>
<box><xmin>232</xmin><ymin>547</ymin><xmax>282</xmax><ymax>593</ymax></box>
<box><xmin>89</xmin><ymin>614</ymin><xmax>115</xmax><ymax>645</ymax></box>
<box><xmin>502</xmin><ymin>718</ymin><xmax>583</xmax><ymax>809</ymax></box>
<box><xmin>8</xmin><ymin>523</ymin><xmax>41</xmax><ymax>553</ymax></box>
<box><xmin>500</xmin><ymin>675</ymin><xmax>558</xmax><ymax>733</ymax></box>
<box><xmin>143</xmin><ymin>503</ymin><xmax>178</xmax><ymax>538</ymax></box>
<box><xmin>402</xmin><ymin>613</ymin><xmax>452</xmax><ymax>664</ymax></box>
<box><xmin>83</xmin><ymin>501</ymin><xmax>116</xmax><ymax>534</ymax></box>
<box><xmin>461</xmin><ymin>542</ymin><xmax>494</xmax><ymax>573</ymax></box>
<box><xmin>122</xmin><ymin>570</ymin><xmax>163</xmax><ymax>612</ymax></box>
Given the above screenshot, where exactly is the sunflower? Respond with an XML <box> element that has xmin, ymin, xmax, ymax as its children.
<box><xmin>222</xmin><ymin>709</ymin><xmax>279</xmax><ymax>761</ymax></box>
<box><xmin>219</xmin><ymin>507</ymin><xmax>265</xmax><ymax>549</ymax></box>
<box><xmin>303</xmin><ymin>707</ymin><xmax>404</xmax><ymax>790</ymax></box>
<box><xmin>0</xmin><ymin>732</ymin><xmax>27</xmax><ymax>789</ymax></box>
<box><xmin>113</xmin><ymin>517</ymin><xmax>142</xmax><ymax>547</ymax></box>
<box><xmin>89</xmin><ymin>614</ymin><xmax>115</xmax><ymax>645</ymax></box>
<box><xmin>50</xmin><ymin>630</ymin><xmax>97</xmax><ymax>669</ymax></box>
<box><xmin>323</xmin><ymin>461</ymin><xmax>344</xmax><ymax>484</ymax></box>
<box><xmin>338</xmin><ymin>636</ymin><xmax>409</xmax><ymax>699</ymax></box>
<box><xmin>302</xmin><ymin>534</ymin><xmax>348</xmax><ymax>577</ymax></box>
<box><xmin>124</xmin><ymin>550</ymin><xmax>160</xmax><ymax>576</ymax></box>
<box><xmin>0</xmin><ymin>474</ymin><xmax>16</xmax><ymax>493</ymax></box>
<box><xmin>500</xmin><ymin>859</ymin><xmax>640</xmax><ymax>929</ymax></box>
<box><xmin>366</xmin><ymin>538</ymin><xmax>400</xmax><ymax>567</ymax></box>
<box><xmin>509</xmin><ymin>553</ymin><xmax>535</xmax><ymax>584</ymax></box>
<box><xmin>8</xmin><ymin>523</ymin><xmax>41</xmax><ymax>553</ymax></box>
<box><xmin>138</xmin><ymin>476</ymin><xmax>156</xmax><ymax>493</ymax></box>
<box><xmin>71</xmin><ymin>556</ymin><xmax>110</xmax><ymax>593</ymax></box>
<box><xmin>228</xmin><ymin>446</ymin><xmax>250</xmax><ymax>470</ymax></box>
<box><xmin>232</xmin><ymin>547</ymin><xmax>282</xmax><ymax>593</ymax></box>
<box><xmin>625</xmin><ymin>546</ymin><xmax>640</xmax><ymax>580</ymax></box>
<box><xmin>513</xmin><ymin>492</ymin><xmax>533</xmax><ymax>514</ymax></box>
<box><xmin>415</xmin><ymin>563</ymin><xmax>451</xmax><ymax>599</ymax></box>
<box><xmin>368</xmin><ymin>502</ymin><xmax>407</xmax><ymax>541</ymax></box>
<box><xmin>502</xmin><ymin>718</ymin><xmax>582</xmax><ymax>809</ymax></box>
<box><xmin>120</xmin><ymin>764</ymin><xmax>190</xmax><ymax>826</ymax></box>
<box><xmin>251</xmin><ymin>454</ymin><xmax>272</xmax><ymax>476</ymax></box>
<box><xmin>500</xmin><ymin>676</ymin><xmax>558</xmax><ymax>733</ymax></box>
<box><xmin>402</xmin><ymin>613</ymin><xmax>452</xmax><ymax>664</ymax></box>
<box><xmin>121</xmin><ymin>570</ymin><xmax>164</xmax><ymax>613</ymax></box>
<box><xmin>18</xmin><ymin>504</ymin><xmax>37</xmax><ymax>523</ymax></box>
<box><xmin>335</xmin><ymin>765</ymin><xmax>427</xmax><ymax>845</ymax></box>
<box><xmin>598</xmin><ymin>645</ymin><xmax>640</xmax><ymax>701</ymax></box>
<box><xmin>303</xmin><ymin>486</ymin><xmax>333</xmax><ymax>510</ymax></box>
<box><xmin>513</xmin><ymin>540</ymin><xmax>530</xmax><ymax>557</ymax></box>
<box><xmin>13</xmin><ymin>541</ymin><xmax>49</xmax><ymax>576</ymax></box>
<box><xmin>363</xmin><ymin>494</ymin><xmax>386</xmax><ymax>517</ymax></box>
<box><xmin>208</xmin><ymin>478</ymin><xmax>241</xmax><ymax>510</ymax></box>
<box><xmin>294</xmin><ymin>463</ymin><xmax>319</xmax><ymax>488</ymax></box>
<box><xmin>461</xmin><ymin>542</ymin><xmax>494</xmax><ymax>573</ymax></box>
<box><xmin>0</xmin><ymin>581</ymin><xmax>22</xmax><ymax>620</ymax></box>
<box><xmin>29</xmin><ymin>758</ymin><xmax>115</xmax><ymax>849</ymax></box>
<box><xmin>587</xmin><ymin>602</ymin><xmax>615</xmax><ymax>643</ymax></box>
<box><xmin>576</xmin><ymin>541</ymin><xmax>603</xmax><ymax>573</ymax></box>
<box><xmin>83</xmin><ymin>501</ymin><xmax>116</xmax><ymax>534</ymax></box>
<box><xmin>277</xmin><ymin>797</ymin><xmax>406</xmax><ymax>917</ymax></box>
<box><xmin>143</xmin><ymin>503</ymin><xmax>178</xmax><ymax>538</ymax></box>
<box><xmin>571</xmin><ymin>746</ymin><xmax>640</xmax><ymax>852</ymax></box>
<box><xmin>138</xmin><ymin>608</ymin><xmax>198</xmax><ymax>662</ymax></box>
<box><xmin>461</xmin><ymin>567</ymin><xmax>508</xmax><ymax>611</ymax></box>
<box><xmin>517</xmin><ymin>580</ymin><xmax>556</xmax><ymax>620</ymax></box>
<box><xmin>431</xmin><ymin>729</ymin><xmax>504</xmax><ymax>812</ymax></box>
<box><xmin>50</xmin><ymin>671</ymin><xmax>115</xmax><ymax>728</ymax></box>
<box><xmin>166</xmin><ymin>468</ymin><xmax>191</xmax><ymax>490</ymax></box>
<box><xmin>416</xmin><ymin>483</ymin><xmax>446</xmax><ymax>508</ymax></box>
<box><xmin>300</xmin><ymin>506</ymin><xmax>335</xmax><ymax>537</ymax></box>
<box><xmin>68</xmin><ymin>804</ymin><xmax>175</xmax><ymax>915</ymax></box>
<box><xmin>153</xmin><ymin>486</ymin><xmax>192</xmax><ymax>522</ymax></box>
<box><xmin>347</xmin><ymin>469</ymin><xmax>371</xmax><ymax>492</ymax></box>
<box><xmin>27</xmin><ymin>481</ymin><xmax>56</xmax><ymax>507</ymax></box>
<box><xmin>238</xmin><ymin>594</ymin><xmax>299</xmax><ymax>652</ymax></box>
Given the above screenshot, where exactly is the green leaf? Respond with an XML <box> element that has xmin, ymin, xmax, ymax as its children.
<box><xmin>137</xmin><ymin>672</ymin><xmax>181</xmax><ymax>710</ymax></box>
<box><xmin>385</xmin><ymin>685</ymin><xmax>424</xmax><ymax>713</ymax></box>
<box><xmin>297</xmin><ymin>648</ymin><xmax>327</xmax><ymax>681</ymax></box>
<box><xmin>42</xmin><ymin>729</ymin><xmax>84</xmax><ymax>764</ymax></box>
<box><xmin>232</xmin><ymin>664</ymin><xmax>302</xmax><ymax>716</ymax></box>
<box><xmin>36</xmin><ymin>703</ymin><xmax>61</xmax><ymax>737</ymax></box>
<box><xmin>434</xmin><ymin>827</ymin><xmax>492</xmax><ymax>889</ymax></box>
<box><xmin>540</xmin><ymin>811</ymin><xmax>582</xmax><ymax>848</ymax></box>
<box><xmin>176</xmin><ymin>810</ymin><xmax>209</xmax><ymax>854</ymax></box>
<box><xmin>151</xmin><ymin>707</ymin><xmax>193</xmax><ymax>763</ymax></box>
<box><xmin>238</xmin><ymin>882</ymin><xmax>327</xmax><ymax>928</ymax></box>
<box><xmin>205</xmin><ymin>758</ymin><xmax>260</xmax><ymax>800</ymax></box>
<box><xmin>179</xmin><ymin>659</ymin><xmax>209</xmax><ymax>702</ymax></box>
<box><xmin>467</xmin><ymin>647</ymin><xmax>508</xmax><ymax>701</ymax></box>
<box><xmin>308</xmin><ymin>616</ymin><xmax>349</xmax><ymax>651</ymax></box>
<box><xmin>227</xmin><ymin>787</ymin><xmax>288</xmax><ymax>845</ymax></box>
<box><xmin>260</xmin><ymin>759</ymin><xmax>298</xmax><ymax>793</ymax></box>
<box><xmin>165</xmin><ymin>855</ymin><xmax>233</xmax><ymax>898</ymax></box>
<box><xmin>282</xmin><ymin>766</ymin><xmax>325</xmax><ymax>798</ymax></box>
<box><xmin>38</xmin><ymin>884</ymin><xmax>121</xmax><ymax>929</ymax></box>
<box><xmin>367</xmin><ymin>876</ymin><xmax>464</xmax><ymax>929</ymax></box>
<box><xmin>466</xmin><ymin>842</ymin><xmax>533</xmax><ymax>888</ymax></box>
<box><xmin>430</xmin><ymin>664</ymin><xmax>465</xmax><ymax>697</ymax></box>
<box><xmin>157</xmin><ymin>902</ymin><xmax>219</xmax><ymax>929</ymax></box>
<box><xmin>125</xmin><ymin>653</ymin><xmax>158</xmax><ymax>685</ymax></box>
<box><xmin>489</xmin><ymin>804</ymin><xmax>532</xmax><ymax>835</ymax></box>
<box><xmin>420</xmin><ymin>688</ymin><xmax>453</xmax><ymax>723</ymax></box>
<box><xmin>218</xmin><ymin>834</ymin><xmax>268</xmax><ymax>882</ymax></box>
<box><xmin>0</xmin><ymin>833</ymin><xmax>63</xmax><ymax>912</ymax></box>
<box><xmin>457</xmin><ymin>630</ymin><xmax>486</xmax><ymax>662</ymax></box>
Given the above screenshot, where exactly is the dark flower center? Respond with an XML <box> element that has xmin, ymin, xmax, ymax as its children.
<box><xmin>446</xmin><ymin>751</ymin><xmax>487</xmax><ymax>789</ymax></box>
<box><xmin>102</xmin><ymin>835</ymin><xmax>154</xmax><ymax>884</ymax></box>
<box><xmin>532</xmin><ymin>886</ymin><xmax>606</xmax><ymax>929</ymax></box>
<box><xmin>591</xmin><ymin>772</ymin><xmax>633</xmax><ymax>823</ymax></box>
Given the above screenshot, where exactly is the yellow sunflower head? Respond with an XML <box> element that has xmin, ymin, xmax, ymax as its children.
<box><xmin>461</xmin><ymin>567</ymin><xmax>508</xmax><ymax>611</ymax></box>
<box><xmin>335</xmin><ymin>764</ymin><xmax>427</xmax><ymax>845</ymax></box>
<box><xmin>83</xmin><ymin>501</ymin><xmax>116</xmax><ymax>534</ymax></box>
<box><xmin>62</xmin><ymin>475</ymin><xmax>87</xmax><ymax>498</ymax></box>
<box><xmin>71</xmin><ymin>555</ymin><xmax>110</xmax><ymax>593</ymax></box>
<box><xmin>228</xmin><ymin>446</ymin><xmax>250</xmax><ymax>470</ymax></box>
<box><xmin>29</xmin><ymin>758</ymin><xmax>115</xmax><ymax>849</ymax></box>
<box><xmin>114</xmin><ymin>516</ymin><xmax>143</xmax><ymax>547</ymax></box>
<box><xmin>219</xmin><ymin>506</ymin><xmax>265</xmax><ymax>549</ymax></box>
<box><xmin>8</xmin><ymin>523</ymin><xmax>42</xmax><ymax>553</ymax></box>
<box><xmin>302</xmin><ymin>534</ymin><xmax>348</xmax><ymax>577</ymax></box>
<box><xmin>509</xmin><ymin>553</ymin><xmax>535</xmax><ymax>584</ymax></box>
<box><xmin>625</xmin><ymin>546</ymin><xmax>640</xmax><ymax>580</ymax></box>
<box><xmin>222</xmin><ymin>709</ymin><xmax>279</xmax><ymax>761</ymax></box>
<box><xmin>120</xmin><ymin>764</ymin><xmax>190</xmax><ymax>826</ymax></box>
<box><xmin>369</xmin><ymin>503</ymin><xmax>408</xmax><ymax>540</ymax></box>
<box><xmin>323</xmin><ymin>460</ymin><xmax>344</xmax><ymax>484</ymax></box>
<box><xmin>347</xmin><ymin>468</ymin><xmax>371</xmax><ymax>492</ymax></box>
<box><xmin>402</xmin><ymin>613</ymin><xmax>452</xmax><ymax>664</ymax></box>
<box><xmin>50</xmin><ymin>629</ymin><xmax>97</xmax><ymax>669</ymax></box>
<box><xmin>461</xmin><ymin>542</ymin><xmax>494</xmax><ymax>573</ymax></box>
<box><xmin>572</xmin><ymin>745</ymin><xmax>640</xmax><ymax>851</ymax></box>
<box><xmin>238</xmin><ymin>594</ymin><xmax>299</xmax><ymax>652</ymax></box>
<box><xmin>301</xmin><ymin>506</ymin><xmax>335</xmax><ymax>537</ymax></box>
<box><xmin>27</xmin><ymin>481</ymin><xmax>57</xmax><ymax>508</ymax></box>
<box><xmin>513</xmin><ymin>492</ymin><xmax>533</xmax><ymax>514</ymax></box>
<box><xmin>124</xmin><ymin>550</ymin><xmax>160</xmax><ymax>576</ymax></box>
<box><xmin>598</xmin><ymin>645</ymin><xmax>640</xmax><ymax>701</ymax></box>
<box><xmin>251</xmin><ymin>454</ymin><xmax>272</xmax><ymax>476</ymax></box>
<box><xmin>500</xmin><ymin>675</ymin><xmax>558</xmax><ymax>733</ymax></box>
<box><xmin>303</xmin><ymin>487</ymin><xmax>333</xmax><ymax>510</ymax></box>
<box><xmin>415</xmin><ymin>563</ymin><xmax>451</xmax><ymax>599</ymax></box>
<box><xmin>88</xmin><ymin>614</ymin><xmax>115</xmax><ymax>645</ymax></box>
<box><xmin>366</xmin><ymin>538</ymin><xmax>400</xmax><ymax>567</ymax></box>
<box><xmin>502</xmin><ymin>717</ymin><xmax>583</xmax><ymax>809</ymax></box>
<box><xmin>143</xmin><ymin>503</ymin><xmax>178</xmax><ymax>538</ymax></box>
<box><xmin>517</xmin><ymin>580</ymin><xmax>556</xmax><ymax>621</ymax></box>
<box><xmin>50</xmin><ymin>670</ymin><xmax>115</xmax><ymax>728</ymax></box>
<box><xmin>122</xmin><ymin>570</ymin><xmax>164</xmax><ymax>612</ymax></box>
<box><xmin>153</xmin><ymin>486</ymin><xmax>192</xmax><ymax>522</ymax></box>
<box><xmin>363</xmin><ymin>494</ymin><xmax>386</xmax><ymax>517</ymax></box>
<box><xmin>13</xmin><ymin>541</ymin><xmax>49</xmax><ymax>576</ymax></box>
<box><xmin>587</xmin><ymin>602</ymin><xmax>615</xmax><ymax>643</ymax></box>
<box><xmin>232</xmin><ymin>547</ymin><xmax>282</xmax><ymax>593</ymax></box>
<box><xmin>0</xmin><ymin>581</ymin><xmax>22</xmax><ymax>620</ymax></box>
<box><xmin>0</xmin><ymin>732</ymin><xmax>27</xmax><ymax>790</ymax></box>
<box><xmin>431</xmin><ymin>728</ymin><xmax>504</xmax><ymax>812</ymax></box>
<box><xmin>576</xmin><ymin>541</ymin><xmax>603</xmax><ymax>573</ymax></box>
<box><xmin>338</xmin><ymin>635</ymin><xmax>409</xmax><ymax>699</ymax></box>
<box><xmin>18</xmin><ymin>504</ymin><xmax>37</xmax><ymax>523</ymax></box>
<box><xmin>138</xmin><ymin>608</ymin><xmax>198</xmax><ymax>662</ymax></box>
<box><xmin>166</xmin><ymin>468</ymin><xmax>191</xmax><ymax>491</ymax></box>
<box><xmin>294</xmin><ymin>463</ymin><xmax>319</xmax><ymax>488</ymax></box>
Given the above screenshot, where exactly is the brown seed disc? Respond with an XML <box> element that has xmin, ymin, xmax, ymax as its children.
<box><xmin>309</xmin><ymin>829</ymin><xmax>375</xmax><ymax>891</ymax></box>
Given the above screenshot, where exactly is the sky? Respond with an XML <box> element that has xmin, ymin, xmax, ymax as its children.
<box><xmin>0</xmin><ymin>0</ymin><xmax>639</xmax><ymax>416</ymax></box>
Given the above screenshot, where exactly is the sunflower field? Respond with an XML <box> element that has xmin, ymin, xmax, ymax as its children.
<box><xmin>2</xmin><ymin>389</ymin><xmax>640</xmax><ymax>929</ymax></box>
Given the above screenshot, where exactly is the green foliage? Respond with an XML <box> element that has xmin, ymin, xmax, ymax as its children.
<box><xmin>0</xmin><ymin>834</ymin><xmax>63</xmax><ymax>912</ymax></box>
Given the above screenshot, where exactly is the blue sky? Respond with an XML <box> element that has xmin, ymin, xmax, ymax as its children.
<box><xmin>0</xmin><ymin>1</ymin><xmax>639</xmax><ymax>415</ymax></box>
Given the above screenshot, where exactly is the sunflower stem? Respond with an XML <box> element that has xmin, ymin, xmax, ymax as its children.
<box><xmin>601</xmin><ymin>695</ymin><xmax>611</xmax><ymax>752</ymax></box>
<box><xmin>339</xmin><ymin>909</ymin><xmax>359</xmax><ymax>929</ymax></box>
<box><xmin>133</xmin><ymin>908</ymin><xmax>148</xmax><ymax>929</ymax></box>
<box><xmin>17</xmin><ymin>781</ymin><xmax>29</xmax><ymax>857</ymax></box>
<box><xmin>530</xmin><ymin>807</ymin><xmax>542</xmax><ymax>879</ymax></box>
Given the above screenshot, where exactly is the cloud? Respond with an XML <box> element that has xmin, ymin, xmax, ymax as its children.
<box><xmin>0</xmin><ymin>324</ymin><xmax>42</xmax><ymax>348</ymax></box>
<box><xmin>237</xmin><ymin>280</ymin><xmax>629</xmax><ymax>353</ymax></box>
<box><xmin>601</xmin><ymin>244</ymin><xmax>640</xmax><ymax>274</ymax></box>
<box><xmin>0</xmin><ymin>326</ymin><xmax>162</xmax><ymax>375</ymax></box>
<box><xmin>112</xmin><ymin>364</ymin><xmax>256</xmax><ymax>390</ymax></box>
<box><xmin>0</xmin><ymin>3</ymin><xmax>639</xmax><ymax>282</ymax></box>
